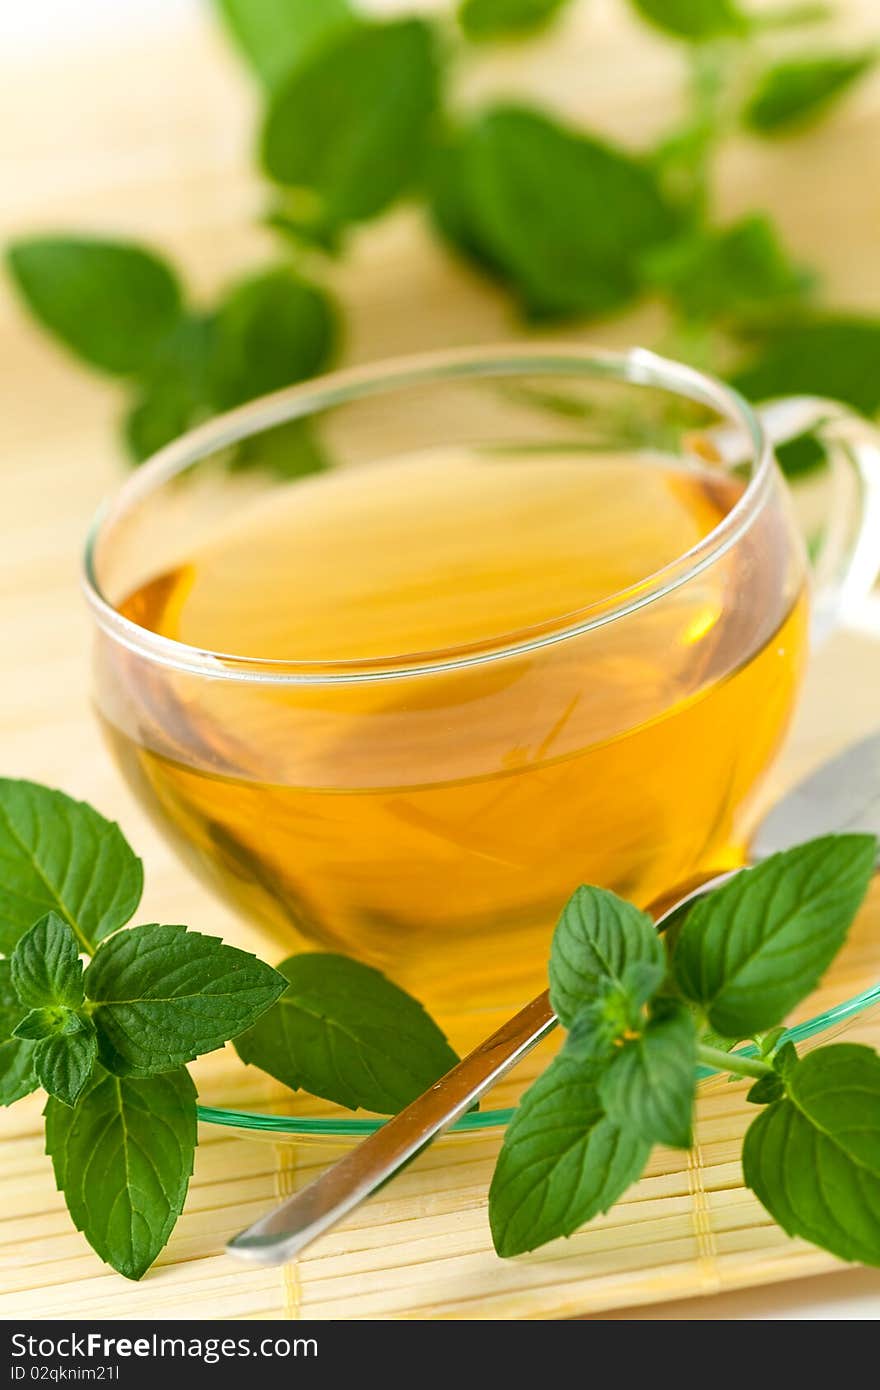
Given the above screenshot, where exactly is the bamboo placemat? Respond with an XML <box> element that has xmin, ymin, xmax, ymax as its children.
<box><xmin>2</xmin><ymin>0</ymin><xmax>880</xmax><ymax>1321</ymax></box>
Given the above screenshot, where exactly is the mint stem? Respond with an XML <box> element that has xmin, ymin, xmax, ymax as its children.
<box><xmin>697</xmin><ymin>1042</ymin><xmax>773</xmax><ymax>1080</ymax></box>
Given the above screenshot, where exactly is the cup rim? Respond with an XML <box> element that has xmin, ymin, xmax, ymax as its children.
<box><xmin>82</xmin><ymin>342</ymin><xmax>773</xmax><ymax>686</ymax></box>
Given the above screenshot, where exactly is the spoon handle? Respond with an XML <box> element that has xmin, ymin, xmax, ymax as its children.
<box><xmin>227</xmin><ymin>869</ymin><xmax>734</xmax><ymax>1266</ymax></box>
<box><xmin>227</xmin><ymin>987</ymin><xmax>557</xmax><ymax>1265</ymax></box>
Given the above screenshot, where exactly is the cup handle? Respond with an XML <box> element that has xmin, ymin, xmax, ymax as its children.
<box><xmin>705</xmin><ymin>395</ymin><xmax>880</xmax><ymax>642</ymax></box>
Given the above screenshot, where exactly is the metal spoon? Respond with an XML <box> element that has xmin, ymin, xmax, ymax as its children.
<box><xmin>228</xmin><ymin>731</ymin><xmax>880</xmax><ymax>1267</ymax></box>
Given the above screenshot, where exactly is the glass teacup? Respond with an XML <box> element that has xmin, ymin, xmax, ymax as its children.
<box><xmin>83</xmin><ymin>346</ymin><xmax>880</xmax><ymax>1010</ymax></box>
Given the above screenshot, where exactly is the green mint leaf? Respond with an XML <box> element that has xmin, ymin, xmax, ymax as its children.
<box><xmin>772</xmin><ymin>1040</ymin><xmax>799</xmax><ymax>1077</ymax></box>
<box><xmin>6</xmin><ymin>237</ymin><xmax>183</xmax><ymax>377</ymax></box>
<box><xmin>33</xmin><ymin>1018</ymin><xmax>98</xmax><ymax>1107</ymax></box>
<box><xmin>732</xmin><ymin>318</ymin><xmax>880</xmax><ymax>417</ymax></box>
<box><xmin>207</xmin><ymin>268</ymin><xmax>337</xmax><ymax>412</ymax></box>
<box><xmin>599</xmin><ymin>1004</ymin><xmax>697</xmax><ymax>1149</ymax></box>
<box><xmin>0</xmin><ymin>959</ymin><xmax>27</xmax><ymax>1040</ymax></box>
<box><xmin>758</xmin><ymin>1025</ymin><xmax>788</xmax><ymax>1058</ymax></box>
<box><xmin>455</xmin><ymin>106</ymin><xmax>678</xmax><ymax>320</ymax></box>
<box><xmin>550</xmin><ymin>885</ymin><xmax>664</xmax><ymax>1027</ymax></box>
<box><xmin>123</xmin><ymin>382</ymin><xmax>198</xmax><ymax>463</ymax></box>
<box><xmin>234</xmin><ymin>953</ymin><xmax>459</xmax><ymax>1114</ymax></box>
<box><xmin>45</xmin><ymin>1066</ymin><xmax>197</xmax><ymax>1279</ymax></box>
<box><xmin>488</xmin><ymin>1054</ymin><xmax>650</xmax><ymax>1257</ymax></box>
<box><xmin>214</xmin><ymin>0</ymin><xmax>355</xmax><ymax>89</ymax></box>
<box><xmin>775</xmin><ymin>431</ymin><xmax>828</xmax><ymax>481</ymax></box>
<box><xmin>0</xmin><ymin>780</ymin><xmax>144</xmax><ymax>954</ymax></box>
<box><xmin>84</xmin><ymin>925</ymin><xmax>286</xmax><ymax>1077</ymax></box>
<box><xmin>0</xmin><ymin>961</ymin><xmax>37</xmax><ymax>1105</ymax></box>
<box><xmin>629</xmin><ymin>0</ymin><xmax>748</xmax><ymax>40</ymax></box>
<box><xmin>13</xmin><ymin>1006</ymin><xmax>82</xmax><ymax>1041</ymax></box>
<box><xmin>641</xmin><ymin>214</ymin><xmax>811</xmax><ymax>322</ymax></box>
<box><xmin>427</xmin><ymin>134</ymin><xmax>508</xmax><ymax>281</ymax></box>
<box><xmin>743</xmin><ymin>1044</ymin><xmax>880</xmax><ymax>1266</ymax></box>
<box><xmin>744</xmin><ymin>52</ymin><xmax>876</xmax><ymax>134</ymax></box>
<box><xmin>746</xmin><ymin>1072</ymin><xmax>785</xmax><ymax>1105</ymax></box>
<box><xmin>261</xmin><ymin>19</ymin><xmax>439</xmax><ymax>235</ymax></box>
<box><xmin>229</xmin><ymin>419</ymin><xmax>330</xmax><ymax>480</ymax></box>
<box><xmin>11</xmin><ymin>912</ymin><xmax>84</xmax><ymax>1010</ymax></box>
<box><xmin>458</xmin><ymin>0</ymin><xmax>571</xmax><ymax>41</ymax></box>
<box><xmin>0</xmin><ymin>1041</ymin><xmax>38</xmax><ymax>1106</ymax></box>
<box><xmin>672</xmin><ymin>835</ymin><xmax>876</xmax><ymax>1036</ymax></box>
<box><xmin>123</xmin><ymin>313</ymin><xmax>215</xmax><ymax>462</ymax></box>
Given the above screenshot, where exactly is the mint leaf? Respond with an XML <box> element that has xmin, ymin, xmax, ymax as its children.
<box><xmin>33</xmin><ymin>1019</ymin><xmax>98</xmax><ymax>1107</ymax></box>
<box><xmin>673</xmin><ymin>835</ymin><xmax>876</xmax><ymax>1036</ymax></box>
<box><xmin>488</xmin><ymin>1054</ymin><xmax>650</xmax><ymax>1257</ymax></box>
<box><xmin>641</xmin><ymin>214</ymin><xmax>811</xmax><ymax>322</ymax></box>
<box><xmin>123</xmin><ymin>313</ymin><xmax>215</xmax><ymax>461</ymax></box>
<box><xmin>743</xmin><ymin>1044</ymin><xmax>880</xmax><ymax>1266</ymax></box>
<box><xmin>550</xmin><ymin>885</ymin><xmax>664</xmax><ymax>1027</ymax></box>
<box><xmin>84</xmin><ymin>925</ymin><xmax>286</xmax><ymax>1077</ymax></box>
<box><xmin>0</xmin><ymin>1041</ymin><xmax>37</xmax><ymax>1106</ymax></box>
<box><xmin>123</xmin><ymin>382</ymin><xmax>198</xmax><ymax>463</ymax></box>
<box><xmin>629</xmin><ymin>0</ymin><xmax>747</xmax><ymax>39</ymax></box>
<box><xmin>45</xmin><ymin>1067</ymin><xmax>197</xmax><ymax>1280</ymax></box>
<box><xmin>0</xmin><ymin>781</ymin><xmax>144</xmax><ymax>954</ymax></box>
<box><xmin>0</xmin><ymin>961</ymin><xmax>26</xmax><ymax>1039</ymax></box>
<box><xmin>599</xmin><ymin>1004</ymin><xmax>697</xmax><ymax>1148</ymax></box>
<box><xmin>11</xmin><ymin>912</ymin><xmax>84</xmax><ymax>1010</ymax></box>
<box><xmin>6</xmin><ymin>237</ymin><xmax>182</xmax><ymax>377</ymax></box>
<box><xmin>0</xmin><ymin>961</ymin><xmax>36</xmax><ymax>1106</ymax></box>
<box><xmin>746</xmin><ymin>1072</ymin><xmax>785</xmax><ymax>1104</ymax></box>
<box><xmin>732</xmin><ymin>318</ymin><xmax>880</xmax><ymax>417</ymax></box>
<box><xmin>744</xmin><ymin>53</ymin><xmax>876</xmax><ymax>134</ymax></box>
<box><xmin>13</xmin><ymin>1007</ymin><xmax>81</xmax><ymax>1040</ymax></box>
<box><xmin>214</xmin><ymin>0</ymin><xmax>355</xmax><ymax>89</ymax></box>
<box><xmin>229</xmin><ymin>419</ymin><xmax>329</xmax><ymax>480</ymax></box>
<box><xmin>261</xmin><ymin>20</ymin><xmax>439</xmax><ymax>236</ymax></box>
<box><xmin>459</xmin><ymin>0</ymin><xmax>571</xmax><ymax>40</ymax></box>
<box><xmin>207</xmin><ymin>268</ymin><xmax>337</xmax><ymax>411</ymax></box>
<box><xmin>234</xmin><ymin>953</ymin><xmax>459</xmax><ymax>1114</ymax></box>
<box><xmin>455</xmin><ymin>106</ymin><xmax>678</xmax><ymax>319</ymax></box>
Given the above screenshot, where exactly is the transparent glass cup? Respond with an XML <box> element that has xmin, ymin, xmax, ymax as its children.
<box><xmin>83</xmin><ymin>345</ymin><xmax>880</xmax><ymax>1014</ymax></box>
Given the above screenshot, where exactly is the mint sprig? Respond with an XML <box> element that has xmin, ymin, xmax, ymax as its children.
<box><xmin>0</xmin><ymin>782</ymin><xmax>456</xmax><ymax>1278</ymax></box>
<box><xmin>489</xmin><ymin>833</ymin><xmax>880</xmax><ymax>1263</ymax></box>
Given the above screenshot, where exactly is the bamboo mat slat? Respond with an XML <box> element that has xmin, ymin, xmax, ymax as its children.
<box><xmin>2</xmin><ymin>0</ymin><xmax>880</xmax><ymax>1320</ymax></box>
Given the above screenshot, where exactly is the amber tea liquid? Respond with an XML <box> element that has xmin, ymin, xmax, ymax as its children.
<box><xmin>101</xmin><ymin>449</ymin><xmax>808</xmax><ymax>1007</ymax></box>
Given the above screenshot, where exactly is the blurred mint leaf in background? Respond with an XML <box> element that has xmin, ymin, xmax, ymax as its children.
<box><xmin>261</xmin><ymin>19</ymin><xmax>439</xmax><ymax>240</ymax></box>
<box><xmin>744</xmin><ymin>51</ymin><xmax>877</xmax><ymax>133</ymax></box>
<box><xmin>458</xmin><ymin>0</ymin><xmax>572</xmax><ymax>41</ymax></box>
<box><xmin>234</xmin><ymin>952</ymin><xmax>460</xmax><ymax>1114</ymax></box>
<box><xmin>229</xmin><ymin>419</ymin><xmax>330</xmax><ymax>480</ymax></box>
<box><xmin>733</xmin><ymin>317</ymin><xmax>880</xmax><ymax>416</ymax></box>
<box><xmin>45</xmin><ymin>1067</ymin><xmax>198</xmax><ymax>1280</ymax></box>
<box><xmin>6</xmin><ymin>237</ymin><xmax>183</xmax><ymax>377</ymax></box>
<box><xmin>207</xmin><ymin>267</ymin><xmax>337</xmax><ymax>411</ymax></box>
<box><xmin>0</xmin><ymin>781</ymin><xmax>143</xmax><ymax>955</ymax></box>
<box><xmin>743</xmin><ymin>1044</ymin><xmax>880</xmax><ymax>1265</ymax></box>
<box><xmin>629</xmin><ymin>0</ymin><xmax>748</xmax><ymax>40</ymax></box>
<box><xmin>123</xmin><ymin>312</ymin><xmax>216</xmax><ymax>460</ymax></box>
<box><xmin>438</xmin><ymin>106</ymin><xmax>679</xmax><ymax>320</ymax></box>
<box><xmin>214</xmin><ymin>0</ymin><xmax>355</xmax><ymax>90</ymax></box>
<box><xmin>641</xmin><ymin>214</ymin><xmax>812</xmax><ymax>323</ymax></box>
